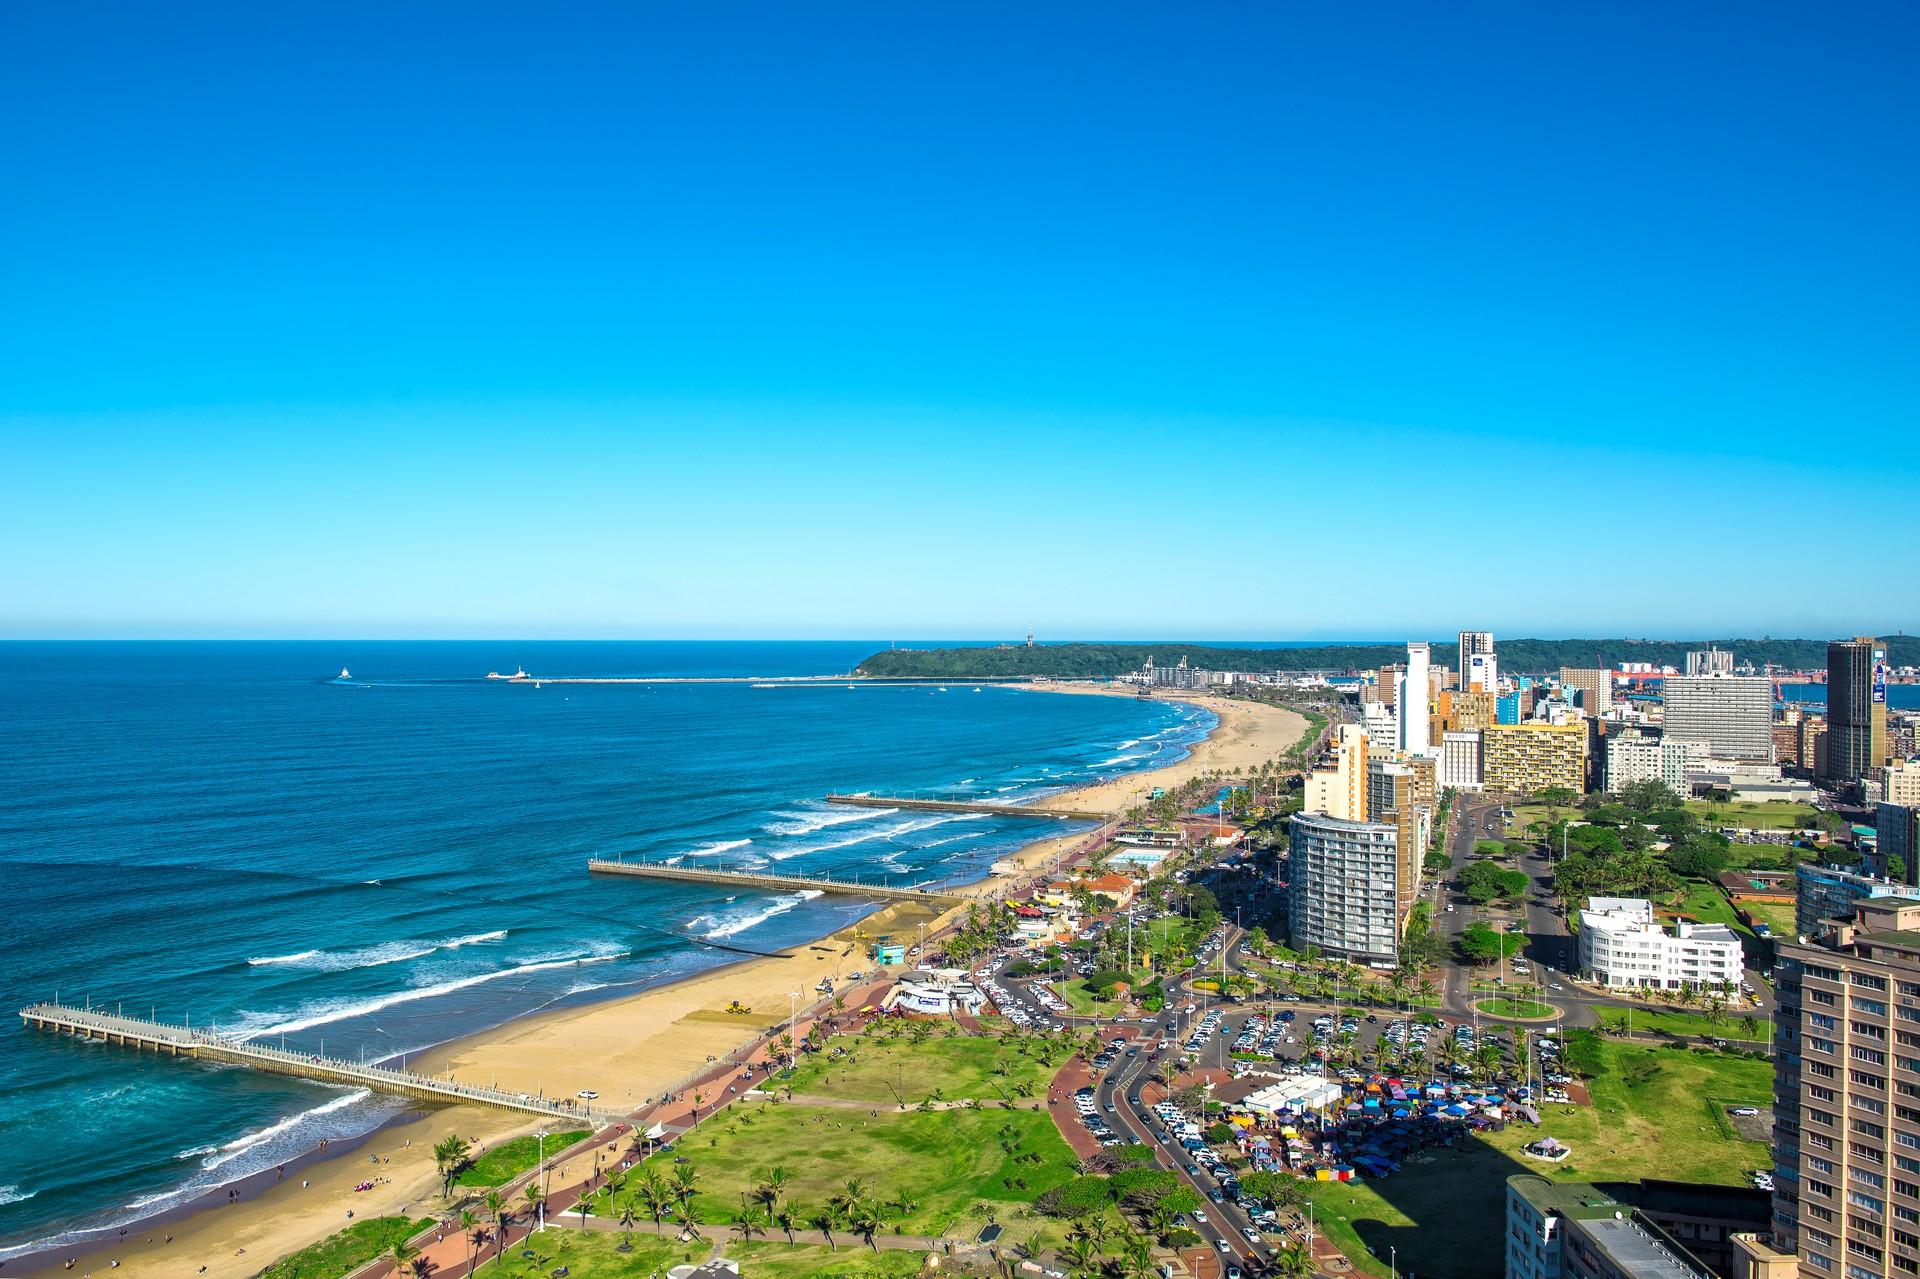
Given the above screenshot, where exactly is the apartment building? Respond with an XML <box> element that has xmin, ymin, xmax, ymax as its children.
<box><xmin>1303</xmin><ymin>724</ymin><xmax>1371</xmax><ymax>823</ymax></box>
<box><xmin>1606</xmin><ymin>729</ymin><xmax>1707</xmax><ymax>796</ymax></box>
<box><xmin>1561</xmin><ymin>667</ymin><xmax>1614</xmax><ymax>718</ymax></box>
<box><xmin>1507</xmin><ymin>1176</ymin><xmax>1771</xmax><ymax>1279</ymax></box>
<box><xmin>1443</xmin><ymin>729</ymin><xmax>1485</xmax><ymax>791</ymax></box>
<box><xmin>1287</xmin><ymin>811</ymin><xmax>1400</xmax><ymax>964</ymax></box>
<box><xmin>1484</xmin><ymin>721</ymin><xmax>1590</xmax><ymax>795</ymax></box>
<box><xmin>1578</xmin><ymin>897</ymin><xmax>1743</xmax><ymax>992</ymax></box>
<box><xmin>1764</xmin><ymin>896</ymin><xmax>1920</xmax><ymax>1278</ymax></box>
<box><xmin>1828</xmin><ymin>637</ymin><xmax>1891</xmax><ymax>784</ymax></box>
<box><xmin>1797</xmin><ymin>863</ymin><xmax>1910</xmax><ymax>941</ymax></box>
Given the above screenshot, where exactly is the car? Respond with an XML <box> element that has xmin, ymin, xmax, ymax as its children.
<box><xmin>1193</xmin><ymin>1210</ymin><xmax>1209</xmax><ymax>1224</ymax></box>
<box><xmin>576</xmin><ymin>1089</ymin><xmax>599</xmax><ymax>1099</ymax></box>
<box><xmin>1729</xmin><ymin>1106</ymin><xmax>1761</xmax><ymax>1117</ymax></box>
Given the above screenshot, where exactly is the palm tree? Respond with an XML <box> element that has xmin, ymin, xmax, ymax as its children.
<box><xmin>731</xmin><ymin>1194</ymin><xmax>767</xmax><ymax>1243</ymax></box>
<box><xmin>1060</xmin><ymin>1234</ymin><xmax>1100</xmax><ymax>1275</ymax></box>
<box><xmin>484</xmin><ymin>1190</ymin><xmax>507</xmax><ymax>1262</ymax></box>
<box><xmin>890</xmin><ymin>1189</ymin><xmax>920</xmax><ymax>1219</ymax></box>
<box><xmin>774</xmin><ymin>1205</ymin><xmax>798</xmax><ymax>1243</ymax></box>
<box><xmin>671</xmin><ymin>1161</ymin><xmax>700</xmax><ymax>1221</ymax></box>
<box><xmin>690</xmin><ymin>1089</ymin><xmax>708</xmax><ymax>1123</ymax></box>
<box><xmin>617</xmin><ymin>1199</ymin><xmax>639</xmax><ymax>1252</ymax></box>
<box><xmin>1273</xmin><ymin>1239</ymin><xmax>1316</xmax><ymax>1279</ymax></box>
<box><xmin>849</xmin><ymin>1198</ymin><xmax>885</xmax><ymax>1250</ymax></box>
<box><xmin>433</xmin><ymin>1135</ymin><xmax>472</xmax><ymax>1198</ymax></box>
<box><xmin>521</xmin><ymin>1182</ymin><xmax>545</xmax><ymax>1232</ymax></box>
<box><xmin>808</xmin><ymin>1205</ymin><xmax>841</xmax><ymax>1251</ymax></box>
<box><xmin>384</xmin><ymin>1238</ymin><xmax>419</xmax><ymax>1277</ymax></box>
<box><xmin>637</xmin><ymin>1170</ymin><xmax>673</xmax><ymax>1234</ymax></box>
<box><xmin>457</xmin><ymin>1209</ymin><xmax>477</xmax><ymax>1275</ymax></box>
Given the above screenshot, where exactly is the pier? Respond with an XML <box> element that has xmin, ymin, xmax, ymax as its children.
<box><xmin>587</xmin><ymin>858</ymin><xmax>968</xmax><ymax>902</ymax></box>
<box><xmin>825</xmin><ymin>793</ymin><xmax>1107</xmax><ymax>821</ymax></box>
<box><xmin>19</xmin><ymin>1003</ymin><xmax>621</xmax><ymax>1126</ymax></box>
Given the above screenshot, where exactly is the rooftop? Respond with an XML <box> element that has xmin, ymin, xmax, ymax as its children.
<box><xmin>1579</xmin><ymin>1215</ymin><xmax>1713</xmax><ymax>1279</ymax></box>
<box><xmin>1509</xmin><ymin>1174</ymin><xmax>1623</xmax><ymax>1221</ymax></box>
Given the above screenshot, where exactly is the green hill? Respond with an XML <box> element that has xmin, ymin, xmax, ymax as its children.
<box><xmin>855</xmin><ymin>636</ymin><xmax>1918</xmax><ymax>680</ymax></box>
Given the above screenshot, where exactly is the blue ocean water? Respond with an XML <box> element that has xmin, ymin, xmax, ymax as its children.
<box><xmin>1782</xmin><ymin>683</ymin><xmax>1920</xmax><ymax>711</ymax></box>
<box><xmin>0</xmin><ymin>642</ymin><xmax>1211</xmax><ymax>1257</ymax></box>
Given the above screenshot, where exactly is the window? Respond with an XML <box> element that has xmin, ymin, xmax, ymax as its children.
<box><xmin>1857</xmin><ymin>974</ymin><xmax>1891</xmax><ymax>992</ymax></box>
<box><xmin>1860</xmin><ymin>998</ymin><xmax>1890</xmax><ymax>1016</ymax></box>
<box><xmin>1856</xmin><ymin>1046</ymin><xmax>1889</xmax><ymax>1065</ymax></box>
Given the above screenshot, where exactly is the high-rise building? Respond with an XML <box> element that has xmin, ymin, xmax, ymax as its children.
<box><xmin>1483</xmin><ymin>722</ymin><xmax>1590</xmax><ymax>795</ymax></box>
<box><xmin>1400</xmin><ymin>642</ymin><xmax>1433</xmax><ymax>755</ymax></box>
<box><xmin>1660</xmin><ymin>673</ymin><xmax>1775</xmax><ymax>763</ymax></box>
<box><xmin>1879</xmin><ymin>804</ymin><xmax>1919</xmax><ymax>887</ymax></box>
<box><xmin>1441</xmin><ymin>730</ymin><xmax>1484</xmax><ymax>791</ymax></box>
<box><xmin>1826</xmin><ymin>636</ymin><xmax>1890</xmax><ymax>783</ymax></box>
<box><xmin>1605</xmin><ymin>729</ymin><xmax>1705</xmax><ymax>796</ymax></box>
<box><xmin>1367</xmin><ymin>755</ymin><xmax>1433</xmax><ymax>914</ymax></box>
<box><xmin>1303</xmin><ymin>724</ymin><xmax>1369</xmax><ymax>822</ymax></box>
<box><xmin>1685</xmin><ymin>646</ymin><xmax>1735</xmax><ymax>677</ymax></box>
<box><xmin>1460</xmin><ymin>631</ymin><xmax>1497</xmax><ymax>693</ymax></box>
<box><xmin>1560</xmin><ymin>667</ymin><xmax>1614</xmax><ymax>719</ymax></box>
<box><xmin>1287</xmin><ymin>811</ymin><xmax>1400</xmax><ymax>964</ymax></box>
<box><xmin>1498</xmin><ymin>692</ymin><xmax>1524</xmax><ymax>725</ymax></box>
<box><xmin>1885</xmin><ymin>760</ymin><xmax>1920</xmax><ymax>808</ymax></box>
<box><xmin>1763</xmin><ymin>895</ymin><xmax>1920</xmax><ymax>1276</ymax></box>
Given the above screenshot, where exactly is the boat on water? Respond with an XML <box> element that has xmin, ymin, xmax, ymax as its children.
<box><xmin>972</xmin><ymin>686</ymin><xmax>982</xmax><ymax>693</ymax></box>
<box><xmin>338</xmin><ymin>667</ymin><xmax>351</xmax><ymax>680</ymax></box>
<box><xmin>486</xmin><ymin>666</ymin><xmax>530</xmax><ymax>681</ymax></box>
<box><xmin>938</xmin><ymin>686</ymin><xmax>948</xmax><ymax>693</ymax></box>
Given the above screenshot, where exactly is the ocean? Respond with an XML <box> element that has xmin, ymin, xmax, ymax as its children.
<box><xmin>0</xmin><ymin>642</ymin><xmax>1212</xmax><ymax>1258</ymax></box>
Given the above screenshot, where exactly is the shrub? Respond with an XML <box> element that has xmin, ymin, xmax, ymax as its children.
<box><xmin>1033</xmin><ymin>1175</ymin><xmax>1112</xmax><ymax>1218</ymax></box>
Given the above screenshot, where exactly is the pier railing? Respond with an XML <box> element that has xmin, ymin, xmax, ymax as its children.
<box><xmin>19</xmin><ymin>1002</ymin><xmax>621</xmax><ymax>1126</ymax></box>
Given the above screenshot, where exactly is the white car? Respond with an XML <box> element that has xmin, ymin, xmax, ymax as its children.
<box><xmin>576</xmin><ymin>1089</ymin><xmax>599</xmax><ymax>1099</ymax></box>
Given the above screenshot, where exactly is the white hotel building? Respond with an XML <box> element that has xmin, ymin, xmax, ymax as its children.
<box><xmin>1578</xmin><ymin>897</ymin><xmax>1744</xmax><ymax>991</ymax></box>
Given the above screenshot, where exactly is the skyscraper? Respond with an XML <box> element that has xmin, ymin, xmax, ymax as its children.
<box><xmin>1827</xmin><ymin>636</ymin><xmax>1889</xmax><ymax>783</ymax></box>
<box><xmin>1661</xmin><ymin>673</ymin><xmax>1775</xmax><ymax>763</ymax></box>
<box><xmin>1459</xmin><ymin>631</ymin><xmax>1496</xmax><ymax>691</ymax></box>
<box><xmin>1558</xmin><ymin>667</ymin><xmax>1613</xmax><ymax>719</ymax></box>
<box><xmin>1400</xmin><ymin>642</ymin><xmax>1432</xmax><ymax>755</ymax></box>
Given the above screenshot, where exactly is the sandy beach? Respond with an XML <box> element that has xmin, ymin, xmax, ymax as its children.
<box><xmin>23</xmin><ymin>686</ymin><xmax>1306</xmax><ymax>1278</ymax></box>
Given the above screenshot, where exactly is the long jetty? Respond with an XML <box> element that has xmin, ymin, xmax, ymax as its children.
<box><xmin>587</xmin><ymin>858</ymin><xmax>967</xmax><ymax>902</ymax></box>
<box><xmin>19</xmin><ymin>1003</ymin><xmax>620</xmax><ymax>1126</ymax></box>
<box><xmin>825</xmin><ymin>793</ymin><xmax>1106</xmax><ymax>821</ymax></box>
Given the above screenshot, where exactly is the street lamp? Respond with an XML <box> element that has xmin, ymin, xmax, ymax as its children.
<box><xmin>536</xmin><ymin>1130</ymin><xmax>549</xmax><ymax>1232</ymax></box>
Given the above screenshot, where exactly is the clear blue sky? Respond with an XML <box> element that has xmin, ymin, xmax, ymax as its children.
<box><xmin>3</xmin><ymin>3</ymin><xmax>1915</xmax><ymax>640</ymax></box>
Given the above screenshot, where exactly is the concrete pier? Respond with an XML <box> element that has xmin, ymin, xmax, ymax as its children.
<box><xmin>824</xmin><ymin>793</ymin><xmax>1105</xmax><ymax>821</ymax></box>
<box><xmin>587</xmin><ymin>858</ymin><xmax>967</xmax><ymax>902</ymax></box>
<box><xmin>19</xmin><ymin>1003</ymin><xmax>619</xmax><ymax>1125</ymax></box>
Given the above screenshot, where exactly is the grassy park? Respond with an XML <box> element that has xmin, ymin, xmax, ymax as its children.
<box><xmin>1595</xmin><ymin>1006</ymin><xmax>1771</xmax><ymax>1041</ymax></box>
<box><xmin>1735</xmin><ymin>897</ymin><xmax>1798</xmax><ymax>936</ymax></box>
<box><xmin>453</xmin><ymin>1130</ymin><xmax>590</xmax><ymax>1188</ymax></box>
<box><xmin>643</xmin><ymin>1101</ymin><xmax>1077</xmax><ymax>1243</ymax></box>
<box><xmin>1476</xmin><ymin>997</ymin><xmax>1555</xmax><ymax>1019</ymax></box>
<box><xmin>782</xmin><ymin>1022</ymin><xmax>1062</xmax><ymax>1103</ymax></box>
<box><xmin>256</xmin><ymin>1216</ymin><xmax>435</xmax><ymax>1279</ymax></box>
<box><xmin>1685</xmin><ymin>799</ymin><xmax>1822</xmax><ymax>831</ymax></box>
<box><xmin>437</xmin><ymin>1231</ymin><xmax>927</xmax><ymax>1279</ymax></box>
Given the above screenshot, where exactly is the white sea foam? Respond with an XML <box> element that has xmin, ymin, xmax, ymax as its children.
<box><xmin>231</xmin><ymin>950</ymin><xmax>629</xmax><ymax>1040</ymax></box>
<box><xmin>198</xmin><ymin>1089</ymin><xmax>371</xmax><ymax>1169</ymax></box>
<box><xmin>247</xmin><ymin>931</ymin><xmax>508</xmax><ymax>973</ymax></box>
<box><xmin>763</xmin><ymin>813</ymin><xmax>978</xmax><ymax>861</ymax></box>
<box><xmin>687</xmin><ymin>839</ymin><xmax>752</xmax><ymax>857</ymax></box>
<box><xmin>0</xmin><ymin>1186</ymin><xmax>32</xmax><ymax>1207</ymax></box>
<box><xmin>764</xmin><ymin>806</ymin><xmax>895</xmax><ymax>836</ymax></box>
<box><xmin>691</xmin><ymin>890</ymin><xmax>825</xmax><ymax>940</ymax></box>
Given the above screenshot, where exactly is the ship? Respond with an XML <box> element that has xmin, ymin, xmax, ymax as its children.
<box><xmin>338</xmin><ymin>668</ymin><xmax>351</xmax><ymax>680</ymax></box>
<box><xmin>486</xmin><ymin>666</ymin><xmax>529</xmax><ymax>681</ymax></box>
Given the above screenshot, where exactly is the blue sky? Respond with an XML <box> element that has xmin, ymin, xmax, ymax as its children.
<box><xmin>3</xmin><ymin>3</ymin><xmax>1915</xmax><ymax>639</ymax></box>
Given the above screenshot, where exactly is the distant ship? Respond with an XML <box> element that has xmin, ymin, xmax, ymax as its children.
<box><xmin>486</xmin><ymin>666</ymin><xmax>529</xmax><ymax>681</ymax></box>
<box><xmin>339</xmin><ymin>668</ymin><xmax>351</xmax><ymax>680</ymax></box>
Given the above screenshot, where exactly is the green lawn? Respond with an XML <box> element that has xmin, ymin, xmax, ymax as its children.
<box><xmin>1477</xmin><ymin>998</ymin><xmax>1555</xmax><ymax>1019</ymax></box>
<box><xmin>257</xmin><ymin>1216</ymin><xmax>435</xmax><ymax>1279</ymax></box>
<box><xmin>1486</xmin><ymin>1041</ymin><xmax>1771</xmax><ymax>1183</ymax></box>
<box><xmin>1303</xmin><ymin>1041</ymin><xmax>1772</xmax><ymax>1279</ymax></box>
<box><xmin>1735</xmin><ymin>897</ymin><xmax>1798</xmax><ymax>936</ymax></box>
<box><xmin>638</xmin><ymin>1101</ymin><xmax>1078</xmax><ymax>1244</ymax></box>
<box><xmin>442</xmin><ymin>1231</ymin><xmax>926</xmax><ymax>1279</ymax></box>
<box><xmin>1595</xmin><ymin>1007</ymin><xmax>1772</xmax><ymax>1041</ymax></box>
<box><xmin>1664</xmin><ymin>882</ymin><xmax>1767</xmax><ymax>967</ymax></box>
<box><xmin>454</xmin><ymin>1129</ymin><xmax>590</xmax><ymax>1188</ymax></box>
<box><xmin>782</xmin><ymin>1023</ymin><xmax>1062</xmax><ymax>1104</ymax></box>
<box><xmin>1686</xmin><ymin>799</ymin><xmax>1821</xmax><ymax>832</ymax></box>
